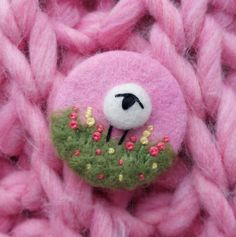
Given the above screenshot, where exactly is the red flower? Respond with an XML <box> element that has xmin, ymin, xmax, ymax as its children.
<box><xmin>98</xmin><ymin>173</ymin><xmax>105</xmax><ymax>180</ymax></box>
<box><xmin>69</xmin><ymin>121</ymin><xmax>78</xmax><ymax>129</ymax></box>
<box><xmin>70</xmin><ymin>112</ymin><xmax>78</xmax><ymax>120</ymax></box>
<box><xmin>129</xmin><ymin>135</ymin><xmax>137</xmax><ymax>143</ymax></box>
<box><xmin>157</xmin><ymin>142</ymin><xmax>165</xmax><ymax>151</ymax></box>
<box><xmin>74</xmin><ymin>149</ymin><xmax>80</xmax><ymax>156</ymax></box>
<box><xmin>125</xmin><ymin>141</ymin><xmax>135</xmax><ymax>151</ymax></box>
<box><xmin>95</xmin><ymin>149</ymin><xmax>102</xmax><ymax>155</ymax></box>
<box><xmin>93</xmin><ymin>132</ymin><xmax>101</xmax><ymax>142</ymax></box>
<box><xmin>163</xmin><ymin>136</ymin><xmax>170</xmax><ymax>143</ymax></box>
<box><xmin>72</xmin><ymin>106</ymin><xmax>78</xmax><ymax>112</ymax></box>
<box><xmin>149</xmin><ymin>146</ymin><xmax>159</xmax><ymax>157</ymax></box>
<box><xmin>139</xmin><ymin>173</ymin><xmax>145</xmax><ymax>181</ymax></box>
<box><xmin>118</xmin><ymin>159</ymin><xmax>124</xmax><ymax>166</ymax></box>
<box><xmin>97</xmin><ymin>124</ymin><xmax>104</xmax><ymax>133</ymax></box>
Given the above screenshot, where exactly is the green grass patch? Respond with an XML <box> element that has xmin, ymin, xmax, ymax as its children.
<box><xmin>50</xmin><ymin>108</ymin><xmax>176</xmax><ymax>190</ymax></box>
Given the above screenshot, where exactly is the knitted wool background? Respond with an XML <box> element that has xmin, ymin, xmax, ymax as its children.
<box><xmin>0</xmin><ymin>0</ymin><xmax>236</xmax><ymax>236</ymax></box>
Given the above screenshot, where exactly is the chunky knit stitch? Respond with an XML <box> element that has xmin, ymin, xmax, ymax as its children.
<box><xmin>0</xmin><ymin>0</ymin><xmax>236</xmax><ymax>236</ymax></box>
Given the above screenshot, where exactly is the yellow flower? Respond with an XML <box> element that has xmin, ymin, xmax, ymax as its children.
<box><xmin>86</xmin><ymin>117</ymin><xmax>95</xmax><ymax>127</ymax></box>
<box><xmin>152</xmin><ymin>162</ymin><xmax>158</xmax><ymax>169</ymax></box>
<box><xmin>140</xmin><ymin>137</ymin><xmax>149</xmax><ymax>145</ymax></box>
<box><xmin>85</xmin><ymin>107</ymin><xmax>93</xmax><ymax>118</ymax></box>
<box><xmin>86</xmin><ymin>164</ymin><xmax>92</xmax><ymax>170</ymax></box>
<box><xmin>143</xmin><ymin>130</ymin><xmax>151</xmax><ymax>137</ymax></box>
<box><xmin>87</xmin><ymin>106</ymin><xmax>93</xmax><ymax>111</ymax></box>
<box><xmin>67</xmin><ymin>136</ymin><xmax>72</xmax><ymax>141</ymax></box>
<box><xmin>118</xmin><ymin>174</ymin><xmax>123</xmax><ymax>182</ymax></box>
<box><xmin>85</xmin><ymin>113</ymin><xmax>91</xmax><ymax>119</ymax></box>
<box><xmin>108</xmin><ymin>148</ymin><xmax>115</xmax><ymax>154</ymax></box>
<box><xmin>147</xmin><ymin>125</ymin><xmax>154</xmax><ymax>132</ymax></box>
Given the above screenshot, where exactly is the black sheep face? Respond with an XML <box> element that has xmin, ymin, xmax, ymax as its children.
<box><xmin>115</xmin><ymin>93</ymin><xmax>144</xmax><ymax>110</ymax></box>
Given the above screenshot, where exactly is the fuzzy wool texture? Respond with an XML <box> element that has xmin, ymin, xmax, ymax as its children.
<box><xmin>103</xmin><ymin>83</ymin><xmax>152</xmax><ymax>130</ymax></box>
<box><xmin>51</xmin><ymin>108</ymin><xmax>175</xmax><ymax>190</ymax></box>
<box><xmin>52</xmin><ymin>51</ymin><xmax>187</xmax><ymax>151</ymax></box>
<box><xmin>0</xmin><ymin>0</ymin><xmax>236</xmax><ymax>237</ymax></box>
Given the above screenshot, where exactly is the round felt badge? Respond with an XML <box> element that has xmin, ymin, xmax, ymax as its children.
<box><xmin>50</xmin><ymin>51</ymin><xmax>187</xmax><ymax>190</ymax></box>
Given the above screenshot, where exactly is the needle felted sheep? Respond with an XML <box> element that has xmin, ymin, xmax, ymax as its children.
<box><xmin>50</xmin><ymin>50</ymin><xmax>187</xmax><ymax>189</ymax></box>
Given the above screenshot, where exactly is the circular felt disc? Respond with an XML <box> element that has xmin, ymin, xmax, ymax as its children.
<box><xmin>52</xmin><ymin>51</ymin><xmax>187</xmax><ymax>151</ymax></box>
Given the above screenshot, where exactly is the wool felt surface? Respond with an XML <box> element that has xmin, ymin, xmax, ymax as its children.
<box><xmin>50</xmin><ymin>108</ymin><xmax>175</xmax><ymax>189</ymax></box>
<box><xmin>103</xmin><ymin>83</ymin><xmax>152</xmax><ymax>130</ymax></box>
<box><xmin>52</xmin><ymin>50</ymin><xmax>187</xmax><ymax>151</ymax></box>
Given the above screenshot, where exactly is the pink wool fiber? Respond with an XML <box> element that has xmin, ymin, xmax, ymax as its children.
<box><xmin>0</xmin><ymin>0</ymin><xmax>236</xmax><ymax>236</ymax></box>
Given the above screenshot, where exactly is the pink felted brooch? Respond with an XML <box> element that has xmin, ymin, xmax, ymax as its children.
<box><xmin>50</xmin><ymin>51</ymin><xmax>187</xmax><ymax>189</ymax></box>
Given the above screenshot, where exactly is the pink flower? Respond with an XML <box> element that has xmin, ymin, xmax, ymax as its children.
<box><xmin>139</xmin><ymin>173</ymin><xmax>145</xmax><ymax>181</ymax></box>
<box><xmin>129</xmin><ymin>135</ymin><xmax>137</xmax><ymax>143</ymax></box>
<box><xmin>125</xmin><ymin>141</ymin><xmax>134</xmax><ymax>151</ymax></box>
<box><xmin>97</xmin><ymin>124</ymin><xmax>104</xmax><ymax>133</ymax></box>
<box><xmin>157</xmin><ymin>142</ymin><xmax>165</xmax><ymax>151</ymax></box>
<box><xmin>163</xmin><ymin>136</ymin><xmax>170</xmax><ymax>143</ymax></box>
<box><xmin>69</xmin><ymin>121</ymin><xmax>78</xmax><ymax>129</ymax></box>
<box><xmin>98</xmin><ymin>173</ymin><xmax>105</xmax><ymax>180</ymax></box>
<box><xmin>74</xmin><ymin>150</ymin><xmax>81</xmax><ymax>156</ymax></box>
<box><xmin>72</xmin><ymin>106</ymin><xmax>78</xmax><ymax>112</ymax></box>
<box><xmin>95</xmin><ymin>149</ymin><xmax>102</xmax><ymax>155</ymax></box>
<box><xmin>118</xmin><ymin>159</ymin><xmax>124</xmax><ymax>166</ymax></box>
<box><xmin>93</xmin><ymin>132</ymin><xmax>101</xmax><ymax>142</ymax></box>
<box><xmin>70</xmin><ymin>112</ymin><xmax>78</xmax><ymax>120</ymax></box>
<box><xmin>149</xmin><ymin>146</ymin><xmax>159</xmax><ymax>157</ymax></box>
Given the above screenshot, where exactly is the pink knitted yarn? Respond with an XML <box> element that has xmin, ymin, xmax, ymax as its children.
<box><xmin>0</xmin><ymin>0</ymin><xmax>236</xmax><ymax>236</ymax></box>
